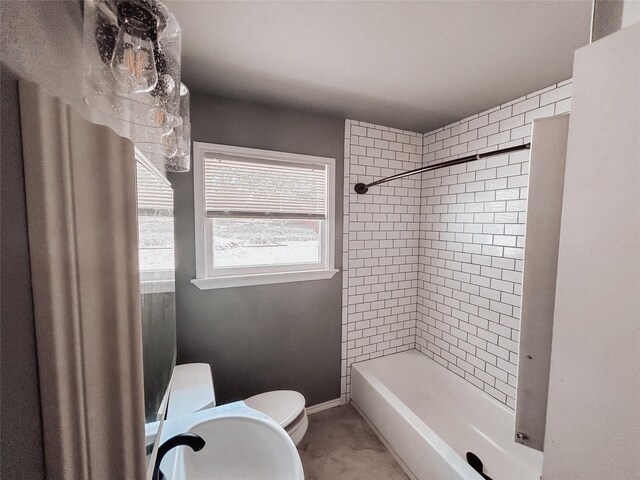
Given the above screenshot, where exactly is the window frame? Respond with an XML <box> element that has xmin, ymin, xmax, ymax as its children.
<box><xmin>192</xmin><ymin>142</ymin><xmax>338</xmax><ymax>290</ymax></box>
<box><xmin>135</xmin><ymin>150</ymin><xmax>176</xmax><ymax>294</ymax></box>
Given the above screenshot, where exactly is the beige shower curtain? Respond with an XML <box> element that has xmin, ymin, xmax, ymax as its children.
<box><xmin>19</xmin><ymin>81</ymin><xmax>146</xmax><ymax>480</ymax></box>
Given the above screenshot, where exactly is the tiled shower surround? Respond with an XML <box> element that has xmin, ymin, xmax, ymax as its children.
<box><xmin>341</xmin><ymin>121</ymin><xmax>423</xmax><ymax>400</ymax></box>
<box><xmin>341</xmin><ymin>80</ymin><xmax>572</xmax><ymax>407</ymax></box>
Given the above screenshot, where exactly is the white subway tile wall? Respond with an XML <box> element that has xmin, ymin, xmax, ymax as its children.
<box><xmin>341</xmin><ymin>80</ymin><xmax>572</xmax><ymax>407</ymax></box>
<box><xmin>341</xmin><ymin>120</ymin><xmax>423</xmax><ymax>400</ymax></box>
<box><xmin>416</xmin><ymin>80</ymin><xmax>572</xmax><ymax>409</ymax></box>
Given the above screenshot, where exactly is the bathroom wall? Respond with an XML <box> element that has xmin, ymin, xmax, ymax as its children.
<box><xmin>172</xmin><ymin>93</ymin><xmax>344</xmax><ymax>406</ymax></box>
<box><xmin>340</xmin><ymin>83</ymin><xmax>573</xmax><ymax>405</ymax></box>
<box><xmin>416</xmin><ymin>80</ymin><xmax>572</xmax><ymax>408</ymax></box>
<box><xmin>543</xmin><ymin>23</ymin><xmax>640</xmax><ymax>478</ymax></box>
<box><xmin>341</xmin><ymin>121</ymin><xmax>423</xmax><ymax>399</ymax></box>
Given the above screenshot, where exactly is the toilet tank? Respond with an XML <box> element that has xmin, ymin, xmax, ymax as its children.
<box><xmin>166</xmin><ymin>363</ymin><xmax>216</xmax><ymax>419</ymax></box>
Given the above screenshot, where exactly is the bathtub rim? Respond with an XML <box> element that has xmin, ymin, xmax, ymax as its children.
<box><xmin>350</xmin><ymin>350</ymin><xmax>543</xmax><ymax>480</ymax></box>
<box><xmin>351</xmin><ymin>357</ymin><xmax>483</xmax><ymax>480</ymax></box>
<box><xmin>359</xmin><ymin>349</ymin><xmax>519</xmax><ymax>416</ymax></box>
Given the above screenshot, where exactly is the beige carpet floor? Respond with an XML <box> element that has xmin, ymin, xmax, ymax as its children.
<box><xmin>297</xmin><ymin>404</ymin><xmax>409</xmax><ymax>480</ymax></box>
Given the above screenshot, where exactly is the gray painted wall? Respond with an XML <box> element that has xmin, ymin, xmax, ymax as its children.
<box><xmin>0</xmin><ymin>65</ymin><xmax>47</xmax><ymax>480</ymax></box>
<box><xmin>171</xmin><ymin>93</ymin><xmax>344</xmax><ymax>406</ymax></box>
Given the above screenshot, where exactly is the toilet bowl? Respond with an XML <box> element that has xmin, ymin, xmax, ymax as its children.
<box><xmin>167</xmin><ymin>364</ymin><xmax>308</xmax><ymax>446</ymax></box>
<box><xmin>244</xmin><ymin>390</ymin><xmax>308</xmax><ymax>446</ymax></box>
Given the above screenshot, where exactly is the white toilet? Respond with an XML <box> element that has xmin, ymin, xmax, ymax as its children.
<box><xmin>244</xmin><ymin>390</ymin><xmax>308</xmax><ymax>446</ymax></box>
<box><xmin>167</xmin><ymin>364</ymin><xmax>309</xmax><ymax>446</ymax></box>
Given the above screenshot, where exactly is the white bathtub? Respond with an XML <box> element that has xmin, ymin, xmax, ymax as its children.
<box><xmin>351</xmin><ymin>350</ymin><xmax>542</xmax><ymax>480</ymax></box>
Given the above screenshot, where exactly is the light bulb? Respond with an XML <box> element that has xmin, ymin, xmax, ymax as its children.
<box><xmin>147</xmin><ymin>107</ymin><xmax>173</xmax><ymax>129</ymax></box>
<box><xmin>160</xmin><ymin>129</ymin><xmax>178</xmax><ymax>157</ymax></box>
<box><xmin>110</xmin><ymin>18</ymin><xmax>158</xmax><ymax>93</ymax></box>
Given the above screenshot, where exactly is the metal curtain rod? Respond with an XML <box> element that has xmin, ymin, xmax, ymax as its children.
<box><xmin>354</xmin><ymin>143</ymin><xmax>531</xmax><ymax>194</ymax></box>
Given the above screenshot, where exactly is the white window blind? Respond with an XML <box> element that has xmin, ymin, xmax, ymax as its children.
<box><xmin>136</xmin><ymin>161</ymin><xmax>173</xmax><ymax>213</ymax></box>
<box><xmin>204</xmin><ymin>154</ymin><xmax>327</xmax><ymax>219</ymax></box>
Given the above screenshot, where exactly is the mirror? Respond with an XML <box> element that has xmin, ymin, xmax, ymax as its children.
<box><xmin>135</xmin><ymin>151</ymin><xmax>177</xmax><ymax>465</ymax></box>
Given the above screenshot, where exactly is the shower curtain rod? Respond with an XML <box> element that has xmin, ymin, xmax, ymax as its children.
<box><xmin>354</xmin><ymin>143</ymin><xmax>531</xmax><ymax>194</ymax></box>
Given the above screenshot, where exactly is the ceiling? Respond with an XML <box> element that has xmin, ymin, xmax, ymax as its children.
<box><xmin>165</xmin><ymin>1</ymin><xmax>592</xmax><ymax>133</ymax></box>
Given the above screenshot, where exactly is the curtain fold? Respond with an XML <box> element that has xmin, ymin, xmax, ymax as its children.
<box><xmin>19</xmin><ymin>80</ymin><xmax>146</xmax><ymax>480</ymax></box>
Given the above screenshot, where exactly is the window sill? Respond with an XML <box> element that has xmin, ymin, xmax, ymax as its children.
<box><xmin>140</xmin><ymin>279</ymin><xmax>175</xmax><ymax>294</ymax></box>
<box><xmin>191</xmin><ymin>268</ymin><xmax>339</xmax><ymax>290</ymax></box>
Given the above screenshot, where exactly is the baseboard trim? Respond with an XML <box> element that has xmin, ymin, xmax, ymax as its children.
<box><xmin>306</xmin><ymin>397</ymin><xmax>344</xmax><ymax>415</ymax></box>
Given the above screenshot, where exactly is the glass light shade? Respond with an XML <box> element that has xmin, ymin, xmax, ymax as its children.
<box><xmin>174</xmin><ymin>83</ymin><xmax>190</xmax><ymax>156</ymax></box>
<box><xmin>139</xmin><ymin>151</ymin><xmax>169</xmax><ymax>171</ymax></box>
<box><xmin>146</xmin><ymin>106</ymin><xmax>174</xmax><ymax>130</ymax></box>
<box><xmin>164</xmin><ymin>153</ymin><xmax>190</xmax><ymax>173</ymax></box>
<box><xmin>83</xmin><ymin>0</ymin><xmax>181</xmax><ymax>129</ymax></box>
<box><xmin>110</xmin><ymin>18</ymin><xmax>158</xmax><ymax>93</ymax></box>
<box><xmin>175</xmin><ymin>122</ymin><xmax>191</xmax><ymax>157</ymax></box>
<box><xmin>136</xmin><ymin>127</ymin><xmax>178</xmax><ymax>157</ymax></box>
<box><xmin>164</xmin><ymin>83</ymin><xmax>190</xmax><ymax>172</ymax></box>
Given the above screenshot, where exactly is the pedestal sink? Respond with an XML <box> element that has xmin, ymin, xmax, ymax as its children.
<box><xmin>158</xmin><ymin>402</ymin><xmax>304</xmax><ymax>480</ymax></box>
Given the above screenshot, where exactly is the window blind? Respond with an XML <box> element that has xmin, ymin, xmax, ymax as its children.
<box><xmin>136</xmin><ymin>161</ymin><xmax>174</xmax><ymax>213</ymax></box>
<box><xmin>204</xmin><ymin>155</ymin><xmax>327</xmax><ymax>219</ymax></box>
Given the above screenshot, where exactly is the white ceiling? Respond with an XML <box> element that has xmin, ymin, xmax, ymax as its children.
<box><xmin>165</xmin><ymin>1</ymin><xmax>592</xmax><ymax>133</ymax></box>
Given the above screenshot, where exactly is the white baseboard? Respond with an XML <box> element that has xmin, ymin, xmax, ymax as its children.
<box><xmin>306</xmin><ymin>397</ymin><xmax>344</xmax><ymax>415</ymax></box>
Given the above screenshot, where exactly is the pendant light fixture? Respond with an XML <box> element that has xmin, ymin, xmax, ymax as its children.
<box><xmin>83</xmin><ymin>0</ymin><xmax>181</xmax><ymax>129</ymax></box>
<box><xmin>84</xmin><ymin>0</ymin><xmax>191</xmax><ymax>173</ymax></box>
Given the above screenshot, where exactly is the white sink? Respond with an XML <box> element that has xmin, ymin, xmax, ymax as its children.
<box><xmin>158</xmin><ymin>402</ymin><xmax>304</xmax><ymax>480</ymax></box>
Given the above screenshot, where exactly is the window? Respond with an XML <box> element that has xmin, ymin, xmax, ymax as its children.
<box><xmin>192</xmin><ymin>142</ymin><xmax>337</xmax><ymax>289</ymax></box>
<box><xmin>136</xmin><ymin>151</ymin><xmax>175</xmax><ymax>293</ymax></box>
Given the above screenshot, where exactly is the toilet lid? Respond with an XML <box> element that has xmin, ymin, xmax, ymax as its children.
<box><xmin>244</xmin><ymin>390</ymin><xmax>305</xmax><ymax>427</ymax></box>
